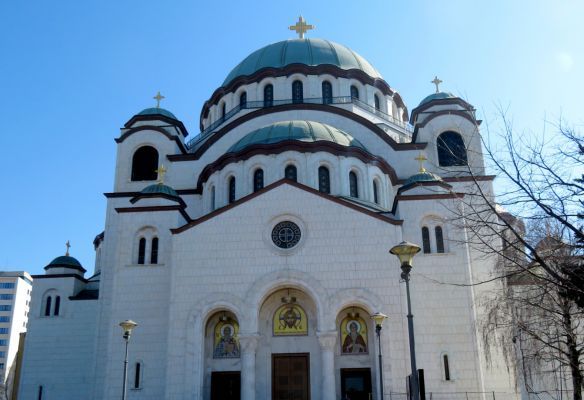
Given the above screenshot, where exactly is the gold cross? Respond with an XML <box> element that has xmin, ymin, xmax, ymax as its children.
<box><xmin>431</xmin><ymin>76</ymin><xmax>443</xmax><ymax>93</ymax></box>
<box><xmin>65</xmin><ymin>240</ymin><xmax>71</xmax><ymax>256</ymax></box>
<box><xmin>153</xmin><ymin>91</ymin><xmax>165</xmax><ymax>108</ymax></box>
<box><xmin>155</xmin><ymin>164</ymin><xmax>167</xmax><ymax>184</ymax></box>
<box><xmin>415</xmin><ymin>152</ymin><xmax>428</xmax><ymax>173</ymax></box>
<box><xmin>289</xmin><ymin>16</ymin><xmax>314</xmax><ymax>39</ymax></box>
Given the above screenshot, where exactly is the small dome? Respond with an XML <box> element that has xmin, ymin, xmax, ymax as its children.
<box><xmin>141</xmin><ymin>183</ymin><xmax>179</xmax><ymax>198</ymax></box>
<box><xmin>228</xmin><ymin>120</ymin><xmax>368</xmax><ymax>153</ymax></box>
<box><xmin>137</xmin><ymin>107</ymin><xmax>178</xmax><ymax>120</ymax></box>
<box><xmin>223</xmin><ymin>38</ymin><xmax>382</xmax><ymax>86</ymax></box>
<box><xmin>402</xmin><ymin>170</ymin><xmax>443</xmax><ymax>188</ymax></box>
<box><xmin>418</xmin><ymin>92</ymin><xmax>456</xmax><ymax>106</ymax></box>
<box><xmin>45</xmin><ymin>255</ymin><xmax>86</xmax><ymax>272</ymax></box>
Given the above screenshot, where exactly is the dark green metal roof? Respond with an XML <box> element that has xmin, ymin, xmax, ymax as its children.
<box><xmin>141</xmin><ymin>183</ymin><xmax>179</xmax><ymax>198</ymax></box>
<box><xmin>45</xmin><ymin>255</ymin><xmax>86</xmax><ymax>272</ymax></box>
<box><xmin>418</xmin><ymin>92</ymin><xmax>456</xmax><ymax>107</ymax></box>
<box><xmin>402</xmin><ymin>171</ymin><xmax>443</xmax><ymax>188</ymax></box>
<box><xmin>228</xmin><ymin>120</ymin><xmax>368</xmax><ymax>153</ymax></box>
<box><xmin>223</xmin><ymin>39</ymin><xmax>382</xmax><ymax>86</ymax></box>
<box><xmin>137</xmin><ymin>107</ymin><xmax>178</xmax><ymax>120</ymax></box>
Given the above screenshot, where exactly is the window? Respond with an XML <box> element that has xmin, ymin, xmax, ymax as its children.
<box><xmin>264</xmin><ymin>84</ymin><xmax>274</xmax><ymax>107</ymax></box>
<box><xmin>210</xmin><ymin>186</ymin><xmax>216</xmax><ymax>211</ymax></box>
<box><xmin>0</xmin><ymin>329</ymin><xmax>8</xmax><ymax>335</ymax></box>
<box><xmin>253</xmin><ymin>169</ymin><xmax>264</xmax><ymax>192</ymax></box>
<box><xmin>0</xmin><ymin>351</ymin><xmax>6</xmax><ymax>358</ymax></box>
<box><xmin>239</xmin><ymin>92</ymin><xmax>247</xmax><ymax>109</ymax></box>
<box><xmin>437</xmin><ymin>131</ymin><xmax>467</xmax><ymax>166</ymax></box>
<box><xmin>318</xmin><ymin>166</ymin><xmax>330</xmax><ymax>194</ymax></box>
<box><xmin>350</xmin><ymin>85</ymin><xmax>359</xmax><ymax>100</ymax></box>
<box><xmin>292</xmin><ymin>80</ymin><xmax>303</xmax><ymax>104</ymax></box>
<box><xmin>0</xmin><ymin>306</ymin><xmax>10</xmax><ymax>312</ymax></box>
<box><xmin>38</xmin><ymin>385</ymin><xmax>43</xmax><ymax>400</ymax></box>
<box><xmin>0</xmin><ymin>340</ymin><xmax>7</xmax><ymax>346</ymax></box>
<box><xmin>44</xmin><ymin>297</ymin><xmax>51</xmax><ymax>316</ymax></box>
<box><xmin>221</xmin><ymin>103</ymin><xmax>226</xmax><ymax>120</ymax></box>
<box><xmin>228</xmin><ymin>176</ymin><xmax>236</xmax><ymax>204</ymax></box>
<box><xmin>0</xmin><ymin>283</ymin><xmax>14</xmax><ymax>289</ymax></box>
<box><xmin>131</xmin><ymin>146</ymin><xmax>159</xmax><ymax>181</ymax></box>
<box><xmin>285</xmin><ymin>165</ymin><xmax>297</xmax><ymax>182</ymax></box>
<box><xmin>0</xmin><ymin>317</ymin><xmax>8</xmax><ymax>323</ymax></box>
<box><xmin>443</xmin><ymin>354</ymin><xmax>451</xmax><ymax>381</ymax></box>
<box><xmin>54</xmin><ymin>296</ymin><xmax>60</xmax><ymax>316</ymax></box>
<box><xmin>322</xmin><ymin>81</ymin><xmax>332</xmax><ymax>104</ymax></box>
<box><xmin>422</xmin><ymin>227</ymin><xmax>431</xmax><ymax>254</ymax></box>
<box><xmin>151</xmin><ymin>238</ymin><xmax>159</xmax><ymax>264</ymax></box>
<box><xmin>435</xmin><ymin>226</ymin><xmax>445</xmax><ymax>253</ymax></box>
<box><xmin>137</xmin><ymin>238</ymin><xmax>146</xmax><ymax>265</ymax></box>
<box><xmin>0</xmin><ymin>363</ymin><xmax>4</xmax><ymax>370</ymax></box>
<box><xmin>374</xmin><ymin>94</ymin><xmax>381</xmax><ymax>111</ymax></box>
<box><xmin>349</xmin><ymin>171</ymin><xmax>359</xmax><ymax>198</ymax></box>
<box><xmin>0</xmin><ymin>294</ymin><xmax>13</xmax><ymax>300</ymax></box>
<box><xmin>134</xmin><ymin>362</ymin><xmax>142</xmax><ymax>389</ymax></box>
<box><xmin>373</xmin><ymin>180</ymin><xmax>379</xmax><ymax>204</ymax></box>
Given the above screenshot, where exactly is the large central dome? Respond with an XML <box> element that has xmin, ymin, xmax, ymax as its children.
<box><xmin>222</xmin><ymin>38</ymin><xmax>382</xmax><ymax>86</ymax></box>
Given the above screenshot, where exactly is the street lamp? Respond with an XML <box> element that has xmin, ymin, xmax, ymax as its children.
<box><xmin>119</xmin><ymin>320</ymin><xmax>138</xmax><ymax>400</ymax></box>
<box><xmin>371</xmin><ymin>312</ymin><xmax>388</xmax><ymax>400</ymax></box>
<box><xmin>390</xmin><ymin>241</ymin><xmax>421</xmax><ymax>400</ymax></box>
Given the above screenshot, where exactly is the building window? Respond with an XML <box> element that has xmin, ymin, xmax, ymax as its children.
<box><xmin>0</xmin><ymin>283</ymin><xmax>14</xmax><ymax>289</ymax></box>
<box><xmin>0</xmin><ymin>352</ymin><xmax>6</xmax><ymax>358</ymax></box>
<box><xmin>350</xmin><ymin>85</ymin><xmax>359</xmax><ymax>100</ymax></box>
<box><xmin>0</xmin><ymin>317</ymin><xmax>8</xmax><ymax>323</ymax></box>
<box><xmin>443</xmin><ymin>354</ymin><xmax>451</xmax><ymax>381</ymax></box>
<box><xmin>292</xmin><ymin>80</ymin><xmax>303</xmax><ymax>104</ymax></box>
<box><xmin>38</xmin><ymin>385</ymin><xmax>43</xmax><ymax>400</ymax></box>
<box><xmin>44</xmin><ymin>297</ymin><xmax>51</xmax><ymax>316</ymax></box>
<box><xmin>373</xmin><ymin>180</ymin><xmax>379</xmax><ymax>204</ymax></box>
<box><xmin>285</xmin><ymin>165</ymin><xmax>297</xmax><ymax>182</ymax></box>
<box><xmin>239</xmin><ymin>92</ymin><xmax>247</xmax><ymax>109</ymax></box>
<box><xmin>422</xmin><ymin>227</ymin><xmax>431</xmax><ymax>254</ymax></box>
<box><xmin>228</xmin><ymin>176</ymin><xmax>236</xmax><ymax>204</ymax></box>
<box><xmin>318</xmin><ymin>166</ymin><xmax>330</xmax><ymax>194</ymax></box>
<box><xmin>437</xmin><ymin>131</ymin><xmax>467</xmax><ymax>166</ymax></box>
<box><xmin>54</xmin><ymin>296</ymin><xmax>60</xmax><ymax>316</ymax></box>
<box><xmin>0</xmin><ymin>329</ymin><xmax>8</xmax><ymax>335</ymax></box>
<box><xmin>221</xmin><ymin>103</ymin><xmax>226</xmax><ymax>120</ymax></box>
<box><xmin>435</xmin><ymin>226</ymin><xmax>445</xmax><ymax>253</ymax></box>
<box><xmin>253</xmin><ymin>169</ymin><xmax>264</xmax><ymax>192</ymax></box>
<box><xmin>0</xmin><ymin>294</ymin><xmax>13</xmax><ymax>300</ymax></box>
<box><xmin>137</xmin><ymin>238</ymin><xmax>146</xmax><ymax>265</ymax></box>
<box><xmin>0</xmin><ymin>340</ymin><xmax>7</xmax><ymax>346</ymax></box>
<box><xmin>374</xmin><ymin>94</ymin><xmax>381</xmax><ymax>111</ymax></box>
<box><xmin>210</xmin><ymin>186</ymin><xmax>216</xmax><ymax>211</ymax></box>
<box><xmin>0</xmin><ymin>306</ymin><xmax>10</xmax><ymax>312</ymax></box>
<box><xmin>322</xmin><ymin>81</ymin><xmax>332</xmax><ymax>104</ymax></box>
<box><xmin>349</xmin><ymin>171</ymin><xmax>359</xmax><ymax>198</ymax></box>
<box><xmin>134</xmin><ymin>362</ymin><xmax>142</xmax><ymax>389</ymax></box>
<box><xmin>0</xmin><ymin>363</ymin><xmax>4</xmax><ymax>369</ymax></box>
<box><xmin>131</xmin><ymin>146</ymin><xmax>159</xmax><ymax>181</ymax></box>
<box><xmin>151</xmin><ymin>238</ymin><xmax>159</xmax><ymax>264</ymax></box>
<box><xmin>264</xmin><ymin>84</ymin><xmax>274</xmax><ymax>107</ymax></box>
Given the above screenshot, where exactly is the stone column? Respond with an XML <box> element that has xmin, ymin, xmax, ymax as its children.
<box><xmin>238</xmin><ymin>334</ymin><xmax>260</xmax><ymax>400</ymax></box>
<box><xmin>318</xmin><ymin>331</ymin><xmax>338</xmax><ymax>400</ymax></box>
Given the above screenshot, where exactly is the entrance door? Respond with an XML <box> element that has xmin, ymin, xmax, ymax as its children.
<box><xmin>272</xmin><ymin>353</ymin><xmax>310</xmax><ymax>400</ymax></box>
<box><xmin>211</xmin><ymin>371</ymin><xmax>240</xmax><ymax>400</ymax></box>
<box><xmin>341</xmin><ymin>369</ymin><xmax>372</xmax><ymax>400</ymax></box>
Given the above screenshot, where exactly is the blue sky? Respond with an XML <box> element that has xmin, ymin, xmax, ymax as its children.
<box><xmin>0</xmin><ymin>1</ymin><xmax>582</xmax><ymax>275</ymax></box>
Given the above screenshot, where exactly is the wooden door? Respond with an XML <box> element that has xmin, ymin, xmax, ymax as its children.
<box><xmin>341</xmin><ymin>368</ymin><xmax>372</xmax><ymax>400</ymax></box>
<box><xmin>211</xmin><ymin>371</ymin><xmax>240</xmax><ymax>400</ymax></box>
<box><xmin>272</xmin><ymin>353</ymin><xmax>310</xmax><ymax>400</ymax></box>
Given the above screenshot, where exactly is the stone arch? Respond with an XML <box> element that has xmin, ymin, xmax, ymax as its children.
<box><xmin>327</xmin><ymin>287</ymin><xmax>383</xmax><ymax>330</ymax></box>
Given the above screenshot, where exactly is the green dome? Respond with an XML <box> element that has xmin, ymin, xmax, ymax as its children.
<box><xmin>228</xmin><ymin>120</ymin><xmax>368</xmax><ymax>153</ymax></box>
<box><xmin>223</xmin><ymin>39</ymin><xmax>382</xmax><ymax>86</ymax></box>
<box><xmin>45</xmin><ymin>255</ymin><xmax>86</xmax><ymax>272</ymax></box>
<box><xmin>402</xmin><ymin>170</ymin><xmax>443</xmax><ymax>187</ymax></box>
<box><xmin>418</xmin><ymin>92</ymin><xmax>456</xmax><ymax>106</ymax></box>
<box><xmin>141</xmin><ymin>183</ymin><xmax>179</xmax><ymax>198</ymax></box>
<box><xmin>137</xmin><ymin>107</ymin><xmax>177</xmax><ymax>120</ymax></box>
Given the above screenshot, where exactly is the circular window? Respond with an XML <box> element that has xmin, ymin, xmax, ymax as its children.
<box><xmin>271</xmin><ymin>221</ymin><xmax>302</xmax><ymax>249</ymax></box>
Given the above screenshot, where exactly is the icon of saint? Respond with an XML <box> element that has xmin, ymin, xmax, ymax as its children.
<box><xmin>213</xmin><ymin>324</ymin><xmax>240</xmax><ymax>358</ymax></box>
<box><xmin>342</xmin><ymin>321</ymin><xmax>367</xmax><ymax>354</ymax></box>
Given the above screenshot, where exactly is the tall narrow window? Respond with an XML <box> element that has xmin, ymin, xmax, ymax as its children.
<box><xmin>374</xmin><ymin>94</ymin><xmax>381</xmax><ymax>111</ymax></box>
<box><xmin>239</xmin><ymin>92</ymin><xmax>247</xmax><ymax>109</ymax></box>
<box><xmin>443</xmin><ymin>354</ymin><xmax>451</xmax><ymax>381</ymax></box>
<box><xmin>435</xmin><ymin>226</ymin><xmax>445</xmax><ymax>253</ymax></box>
<box><xmin>285</xmin><ymin>165</ymin><xmax>297</xmax><ymax>182</ymax></box>
<box><xmin>322</xmin><ymin>81</ymin><xmax>332</xmax><ymax>104</ymax></box>
<box><xmin>44</xmin><ymin>297</ymin><xmax>52</xmax><ymax>317</ymax></box>
<box><xmin>210</xmin><ymin>186</ymin><xmax>216</xmax><ymax>211</ymax></box>
<box><xmin>54</xmin><ymin>296</ymin><xmax>60</xmax><ymax>316</ymax></box>
<box><xmin>138</xmin><ymin>238</ymin><xmax>146</xmax><ymax>264</ymax></box>
<box><xmin>253</xmin><ymin>169</ymin><xmax>264</xmax><ymax>192</ymax></box>
<box><xmin>318</xmin><ymin>166</ymin><xmax>330</xmax><ymax>194</ymax></box>
<box><xmin>437</xmin><ymin>131</ymin><xmax>467</xmax><ymax>166</ymax></box>
<box><xmin>350</xmin><ymin>85</ymin><xmax>359</xmax><ymax>100</ymax></box>
<box><xmin>38</xmin><ymin>386</ymin><xmax>43</xmax><ymax>400</ymax></box>
<box><xmin>349</xmin><ymin>171</ymin><xmax>359</xmax><ymax>198</ymax></box>
<box><xmin>134</xmin><ymin>362</ymin><xmax>142</xmax><ymax>389</ymax></box>
<box><xmin>151</xmin><ymin>237</ymin><xmax>159</xmax><ymax>264</ymax></box>
<box><xmin>228</xmin><ymin>177</ymin><xmax>236</xmax><ymax>204</ymax></box>
<box><xmin>373</xmin><ymin>180</ymin><xmax>379</xmax><ymax>204</ymax></box>
<box><xmin>422</xmin><ymin>227</ymin><xmax>431</xmax><ymax>254</ymax></box>
<box><xmin>264</xmin><ymin>84</ymin><xmax>274</xmax><ymax>107</ymax></box>
<box><xmin>221</xmin><ymin>103</ymin><xmax>226</xmax><ymax>120</ymax></box>
<box><xmin>292</xmin><ymin>80</ymin><xmax>303</xmax><ymax>104</ymax></box>
<box><xmin>131</xmin><ymin>146</ymin><xmax>158</xmax><ymax>181</ymax></box>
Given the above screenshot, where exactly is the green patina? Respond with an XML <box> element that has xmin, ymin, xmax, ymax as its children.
<box><xmin>137</xmin><ymin>107</ymin><xmax>178</xmax><ymax>120</ymax></box>
<box><xmin>418</xmin><ymin>92</ymin><xmax>456</xmax><ymax>107</ymax></box>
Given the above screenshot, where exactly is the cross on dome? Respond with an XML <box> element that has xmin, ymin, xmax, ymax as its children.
<box><xmin>153</xmin><ymin>91</ymin><xmax>165</xmax><ymax>108</ymax></box>
<box><xmin>414</xmin><ymin>152</ymin><xmax>428</xmax><ymax>173</ymax></box>
<box><xmin>65</xmin><ymin>240</ymin><xmax>71</xmax><ymax>256</ymax></box>
<box><xmin>431</xmin><ymin>76</ymin><xmax>443</xmax><ymax>93</ymax></box>
<box><xmin>155</xmin><ymin>164</ymin><xmax>167</xmax><ymax>184</ymax></box>
<box><xmin>289</xmin><ymin>16</ymin><xmax>314</xmax><ymax>39</ymax></box>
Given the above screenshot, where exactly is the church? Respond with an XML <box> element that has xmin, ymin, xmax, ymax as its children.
<box><xmin>19</xmin><ymin>18</ymin><xmax>518</xmax><ymax>400</ymax></box>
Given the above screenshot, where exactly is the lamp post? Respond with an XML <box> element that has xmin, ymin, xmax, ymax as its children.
<box><xmin>119</xmin><ymin>320</ymin><xmax>138</xmax><ymax>400</ymax></box>
<box><xmin>371</xmin><ymin>312</ymin><xmax>388</xmax><ymax>400</ymax></box>
<box><xmin>390</xmin><ymin>241</ymin><xmax>421</xmax><ymax>400</ymax></box>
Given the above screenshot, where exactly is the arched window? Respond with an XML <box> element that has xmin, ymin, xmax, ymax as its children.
<box><xmin>228</xmin><ymin>176</ymin><xmax>236</xmax><ymax>204</ymax></box>
<box><xmin>292</xmin><ymin>80</ymin><xmax>303</xmax><ymax>104</ymax></box>
<box><xmin>221</xmin><ymin>103</ymin><xmax>226</xmax><ymax>120</ymax></box>
<box><xmin>54</xmin><ymin>296</ymin><xmax>60</xmax><ymax>316</ymax></box>
<box><xmin>44</xmin><ymin>296</ymin><xmax>52</xmax><ymax>317</ymax></box>
<box><xmin>253</xmin><ymin>169</ymin><xmax>264</xmax><ymax>192</ymax></box>
<box><xmin>435</xmin><ymin>226</ymin><xmax>445</xmax><ymax>253</ymax></box>
<box><xmin>349</xmin><ymin>171</ymin><xmax>359</xmax><ymax>198</ymax></box>
<box><xmin>437</xmin><ymin>131</ymin><xmax>467</xmax><ymax>166</ymax></box>
<box><xmin>318</xmin><ymin>166</ymin><xmax>330</xmax><ymax>194</ymax></box>
<box><xmin>285</xmin><ymin>165</ymin><xmax>297</xmax><ymax>182</ymax></box>
<box><xmin>422</xmin><ymin>227</ymin><xmax>431</xmax><ymax>254</ymax></box>
<box><xmin>131</xmin><ymin>146</ymin><xmax>158</xmax><ymax>181</ymax></box>
<box><xmin>443</xmin><ymin>354</ymin><xmax>451</xmax><ymax>381</ymax></box>
<box><xmin>350</xmin><ymin>85</ymin><xmax>359</xmax><ymax>100</ymax></box>
<box><xmin>138</xmin><ymin>238</ymin><xmax>146</xmax><ymax>264</ymax></box>
<box><xmin>264</xmin><ymin>84</ymin><xmax>274</xmax><ymax>107</ymax></box>
<box><xmin>134</xmin><ymin>362</ymin><xmax>142</xmax><ymax>389</ymax></box>
<box><xmin>374</xmin><ymin>94</ymin><xmax>381</xmax><ymax>111</ymax></box>
<box><xmin>239</xmin><ymin>92</ymin><xmax>247</xmax><ymax>109</ymax></box>
<box><xmin>210</xmin><ymin>186</ymin><xmax>216</xmax><ymax>211</ymax></box>
<box><xmin>322</xmin><ymin>81</ymin><xmax>332</xmax><ymax>104</ymax></box>
<box><xmin>151</xmin><ymin>237</ymin><xmax>159</xmax><ymax>264</ymax></box>
<box><xmin>373</xmin><ymin>180</ymin><xmax>379</xmax><ymax>204</ymax></box>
